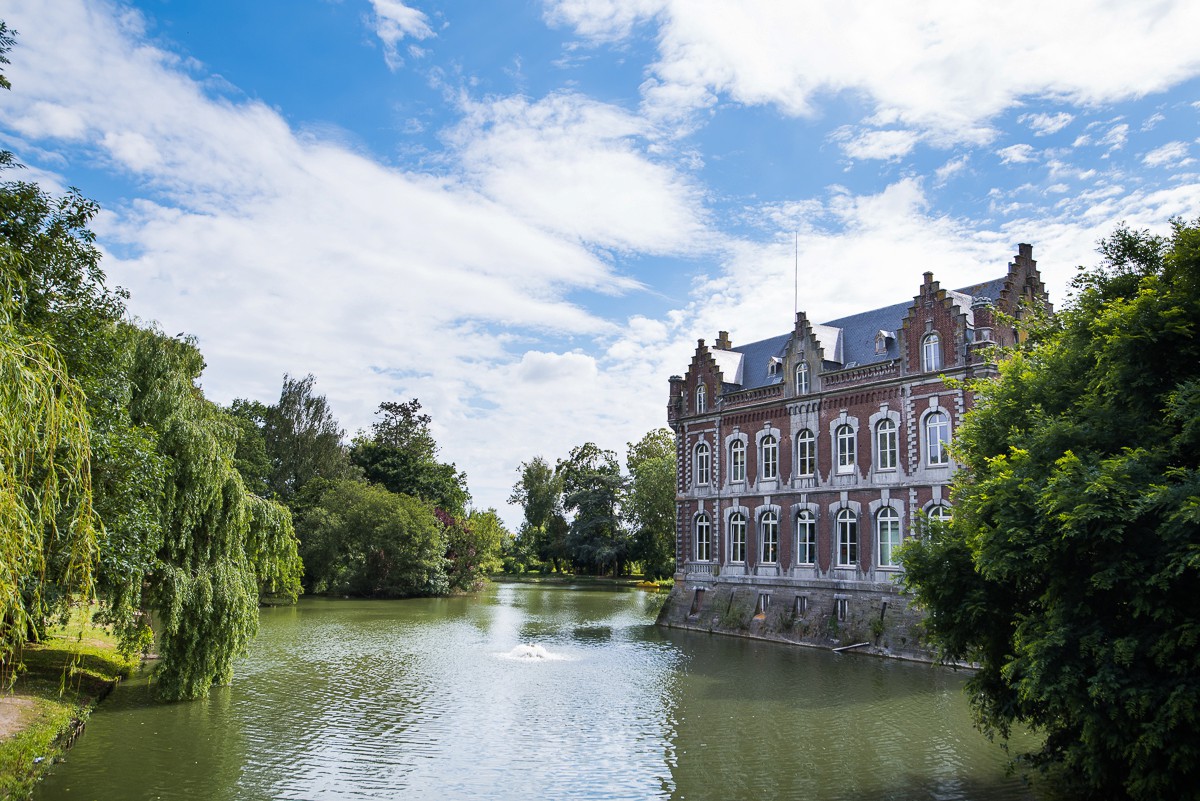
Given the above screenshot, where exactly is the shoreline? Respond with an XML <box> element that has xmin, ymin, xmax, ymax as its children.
<box><xmin>0</xmin><ymin>614</ymin><xmax>137</xmax><ymax>800</ymax></box>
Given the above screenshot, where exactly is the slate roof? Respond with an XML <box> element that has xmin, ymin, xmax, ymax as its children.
<box><xmin>717</xmin><ymin>277</ymin><xmax>1008</xmax><ymax>391</ymax></box>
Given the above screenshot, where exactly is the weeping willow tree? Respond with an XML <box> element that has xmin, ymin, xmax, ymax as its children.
<box><xmin>0</xmin><ymin>247</ymin><xmax>98</xmax><ymax>685</ymax></box>
<box><xmin>125</xmin><ymin>328</ymin><xmax>301</xmax><ymax>700</ymax></box>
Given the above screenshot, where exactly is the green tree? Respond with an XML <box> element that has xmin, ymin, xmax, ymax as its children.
<box><xmin>349</xmin><ymin>399</ymin><xmax>470</xmax><ymax>517</ymax></box>
<box><xmin>127</xmin><ymin>329</ymin><xmax>301</xmax><ymax>699</ymax></box>
<box><xmin>625</xmin><ymin>428</ymin><xmax>676</xmax><ymax>580</ymax></box>
<box><xmin>509</xmin><ymin>456</ymin><xmax>568</xmax><ymax>572</ymax></box>
<box><xmin>227</xmin><ymin>399</ymin><xmax>272</xmax><ymax>498</ymax></box>
<box><xmin>0</xmin><ymin>247</ymin><xmax>98</xmax><ymax>676</ymax></box>
<box><xmin>295</xmin><ymin>479</ymin><xmax>448</xmax><ymax>597</ymax></box>
<box><xmin>900</xmin><ymin>220</ymin><xmax>1200</xmax><ymax>800</ymax></box>
<box><xmin>558</xmin><ymin>443</ymin><xmax>627</xmax><ymax>575</ymax></box>
<box><xmin>256</xmin><ymin>374</ymin><xmax>354</xmax><ymax>504</ymax></box>
<box><xmin>442</xmin><ymin>508</ymin><xmax>506</xmax><ymax>591</ymax></box>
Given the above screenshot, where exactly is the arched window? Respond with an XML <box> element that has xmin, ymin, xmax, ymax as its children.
<box><xmin>796</xmin><ymin>429</ymin><xmax>816</xmax><ymax>477</ymax></box>
<box><xmin>836</xmin><ymin>424</ymin><xmax>856</xmax><ymax>474</ymax></box>
<box><xmin>928</xmin><ymin>504</ymin><xmax>952</xmax><ymax>524</ymax></box>
<box><xmin>796</xmin><ymin>510</ymin><xmax>816</xmax><ymax>565</ymax></box>
<box><xmin>760</xmin><ymin>511</ymin><xmax>779</xmax><ymax>564</ymax></box>
<box><xmin>694</xmin><ymin>442</ymin><xmax>711</xmax><ymax>485</ymax></box>
<box><xmin>729</xmin><ymin>513</ymin><xmax>747</xmax><ymax>563</ymax></box>
<box><xmin>696</xmin><ymin>384</ymin><xmax>706</xmax><ymax>413</ymax></box>
<box><xmin>730</xmin><ymin>439</ymin><xmax>746</xmax><ymax>483</ymax></box>
<box><xmin>837</xmin><ymin>508</ymin><xmax>858</xmax><ymax>566</ymax></box>
<box><xmin>877</xmin><ymin>507</ymin><xmax>901</xmax><ymax>568</ymax></box>
<box><xmin>875</xmin><ymin>418</ymin><xmax>897</xmax><ymax>471</ymax></box>
<box><xmin>761</xmin><ymin>435</ymin><xmax>778</xmax><ymax>480</ymax></box>
<box><xmin>925</xmin><ymin>411</ymin><xmax>951</xmax><ymax>465</ymax></box>
<box><xmin>695</xmin><ymin>514</ymin><xmax>711</xmax><ymax>561</ymax></box>
<box><xmin>795</xmin><ymin>362</ymin><xmax>809</xmax><ymax>395</ymax></box>
<box><xmin>922</xmin><ymin>333</ymin><xmax>942</xmax><ymax>372</ymax></box>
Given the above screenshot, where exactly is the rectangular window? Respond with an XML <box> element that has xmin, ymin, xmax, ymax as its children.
<box><xmin>796</xmin><ymin>513</ymin><xmax>816</xmax><ymax>565</ymax></box>
<box><xmin>761</xmin><ymin>436</ymin><xmax>778</xmax><ymax>480</ymax></box>
<box><xmin>797</xmin><ymin>431</ymin><xmax>815</xmax><ymax>477</ymax></box>
<box><xmin>876</xmin><ymin>421</ymin><xmax>897</xmax><ymax>471</ymax></box>
<box><xmin>795</xmin><ymin>595</ymin><xmax>808</xmax><ymax>615</ymax></box>
<box><xmin>730</xmin><ymin>516</ymin><xmax>747</xmax><ymax>563</ymax></box>
<box><xmin>836</xmin><ymin>425</ymin><xmax>856</xmax><ymax>474</ymax></box>
<box><xmin>836</xmin><ymin>598</ymin><xmax>849</xmax><ymax>621</ymax></box>
<box><xmin>730</xmin><ymin>440</ymin><xmax>745</xmax><ymax>482</ymax></box>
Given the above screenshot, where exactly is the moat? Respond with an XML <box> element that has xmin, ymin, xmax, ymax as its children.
<box><xmin>36</xmin><ymin>583</ymin><xmax>1037</xmax><ymax>800</ymax></box>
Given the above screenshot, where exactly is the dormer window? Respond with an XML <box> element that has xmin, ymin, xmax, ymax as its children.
<box><xmin>875</xmin><ymin>330</ymin><xmax>894</xmax><ymax>356</ymax></box>
<box><xmin>696</xmin><ymin>384</ymin><xmax>706</xmax><ymax>413</ymax></box>
<box><xmin>768</xmin><ymin>357</ymin><xmax>782</xmax><ymax>377</ymax></box>
<box><xmin>795</xmin><ymin>362</ymin><xmax>809</xmax><ymax>395</ymax></box>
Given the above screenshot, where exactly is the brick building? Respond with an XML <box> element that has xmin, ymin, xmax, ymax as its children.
<box><xmin>659</xmin><ymin>244</ymin><xmax>1051</xmax><ymax>651</ymax></box>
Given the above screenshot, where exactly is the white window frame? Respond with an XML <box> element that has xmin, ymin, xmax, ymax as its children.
<box><xmin>836</xmin><ymin>508</ymin><xmax>858</xmax><ymax>567</ymax></box>
<box><xmin>760</xmin><ymin>511</ymin><xmax>779</xmax><ymax>564</ymax></box>
<box><xmin>695</xmin><ymin>514</ymin><xmax>711</xmax><ymax>561</ymax></box>
<box><xmin>694</xmin><ymin>441</ymin><xmax>711</xmax><ymax>485</ymax></box>
<box><xmin>795</xmin><ymin>362</ymin><xmax>809</xmax><ymax>395</ymax></box>
<box><xmin>925</xmin><ymin>411</ymin><xmax>951</xmax><ymax>466</ymax></box>
<box><xmin>796</xmin><ymin>510</ymin><xmax>816</xmax><ymax>565</ymax></box>
<box><xmin>928</xmin><ymin>504</ymin><xmax>952</xmax><ymax>523</ymax></box>
<box><xmin>875</xmin><ymin>418</ymin><xmax>897</xmax><ymax>471</ymax></box>
<box><xmin>761</xmin><ymin>435</ymin><xmax>778</xmax><ymax>480</ymax></box>
<box><xmin>730</xmin><ymin>439</ymin><xmax>746</xmax><ymax>483</ymax></box>
<box><xmin>796</xmin><ymin>429</ymin><xmax>816</xmax><ymax>477</ymax></box>
<box><xmin>729</xmin><ymin>512</ymin><xmax>747</xmax><ymax>563</ymax></box>
<box><xmin>696</xmin><ymin>384</ymin><xmax>706</xmax><ymax>413</ymax></box>
<box><xmin>922</xmin><ymin>333</ymin><xmax>942</xmax><ymax>372</ymax></box>
<box><xmin>836</xmin><ymin>424</ymin><xmax>856</xmax><ymax>474</ymax></box>
<box><xmin>876</xmin><ymin>507</ymin><xmax>901</xmax><ymax>568</ymax></box>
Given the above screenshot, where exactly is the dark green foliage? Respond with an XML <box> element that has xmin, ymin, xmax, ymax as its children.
<box><xmin>127</xmin><ymin>329</ymin><xmax>301</xmax><ymax>700</ymax></box>
<box><xmin>349</xmin><ymin>399</ymin><xmax>469</xmax><ymax>517</ymax></box>
<box><xmin>295</xmin><ymin>479</ymin><xmax>448</xmax><ymax>597</ymax></box>
<box><xmin>227</xmin><ymin>399</ymin><xmax>272</xmax><ymax>498</ymax></box>
<box><xmin>625</xmin><ymin>428</ymin><xmax>676</xmax><ymax>579</ymax></box>
<box><xmin>443</xmin><ymin>508</ymin><xmax>505</xmax><ymax>591</ymax></box>
<box><xmin>901</xmin><ymin>219</ymin><xmax>1200</xmax><ymax>800</ymax></box>
<box><xmin>508</xmin><ymin>456</ymin><xmax>569</xmax><ymax>571</ymax></box>
<box><xmin>558</xmin><ymin>442</ymin><xmax>628</xmax><ymax>575</ymax></box>
<box><xmin>256</xmin><ymin>374</ymin><xmax>354</xmax><ymax>503</ymax></box>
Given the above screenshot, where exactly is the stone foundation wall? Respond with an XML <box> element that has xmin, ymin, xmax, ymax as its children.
<box><xmin>656</xmin><ymin>579</ymin><xmax>934</xmax><ymax>662</ymax></box>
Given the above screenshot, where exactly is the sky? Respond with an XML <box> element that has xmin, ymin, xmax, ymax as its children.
<box><xmin>2</xmin><ymin>0</ymin><xmax>1199</xmax><ymax>526</ymax></box>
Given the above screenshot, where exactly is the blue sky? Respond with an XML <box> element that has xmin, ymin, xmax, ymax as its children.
<box><xmin>2</xmin><ymin>0</ymin><xmax>1199</xmax><ymax>523</ymax></box>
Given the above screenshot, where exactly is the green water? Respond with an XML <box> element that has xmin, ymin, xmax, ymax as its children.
<box><xmin>35</xmin><ymin>583</ymin><xmax>1037</xmax><ymax>800</ymax></box>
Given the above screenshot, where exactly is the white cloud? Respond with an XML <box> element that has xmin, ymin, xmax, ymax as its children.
<box><xmin>1019</xmin><ymin>111</ymin><xmax>1074</xmax><ymax>136</ymax></box>
<box><xmin>934</xmin><ymin>154</ymin><xmax>970</xmax><ymax>184</ymax></box>
<box><xmin>447</xmin><ymin>92</ymin><xmax>710</xmax><ymax>254</ymax></box>
<box><xmin>836</xmin><ymin>128</ymin><xmax>920</xmax><ymax>161</ymax></box>
<box><xmin>1142</xmin><ymin>140</ymin><xmax>1192</xmax><ymax>167</ymax></box>
<box><xmin>547</xmin><ymin>0</ymin><xmax>1200</xmax><ymax>141</ymax></box>
<box><xmin>1099</xmin><ymin>122</ymin><xmax>1130</xmax><ymax>151</ymax></box>
<box><xmin>997</xmin><ymin>144</ymin><xmax>1037</xmax><ymax>164</ymax></box>
<box><xmin>544</xmin><ymin>0</ymin><xmax>667</xmax><ymax>41</ymax></box>
<box><xmin>369</xmin><ymin>0</ymin><xmax>434</xmax><ymax>71</ymax></box>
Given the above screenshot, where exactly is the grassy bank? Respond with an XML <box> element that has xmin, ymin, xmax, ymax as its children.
<box><xmin>0</xmin><ymin>610</ymin><xmax>138</xmax><ymax>800</ymax></box>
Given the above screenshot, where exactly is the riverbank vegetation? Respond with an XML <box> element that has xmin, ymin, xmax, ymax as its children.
<box><xmin>506</xmin><ymin>428</ymin><xmax>676</xmax><ymax>579</ymax></box>
<box><xmin>901</xmin><ymin>219</ymin><xmax>1200</xmax><ymax>800</ymax></box>
<box><xmin>0</xmin><ymin>610</ymin><xmax>137</xmax><ymax>799</ymax></box>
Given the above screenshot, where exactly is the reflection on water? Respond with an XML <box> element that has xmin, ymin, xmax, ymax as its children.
<box><xmin>34</xmin><ymin>583</ymin><xmax>1037</xmax><ymax>801</ymax></box>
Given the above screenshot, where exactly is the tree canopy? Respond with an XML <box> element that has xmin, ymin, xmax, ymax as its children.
<box><xmin>901</xmin><ymin>219</ymin><xmax>1200</xmax><ymax>800</ymax></box>
<box><xmin>625</xmin><ymin>428</ymin><xmax>676</xmax><ymax>580</ymax></box>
